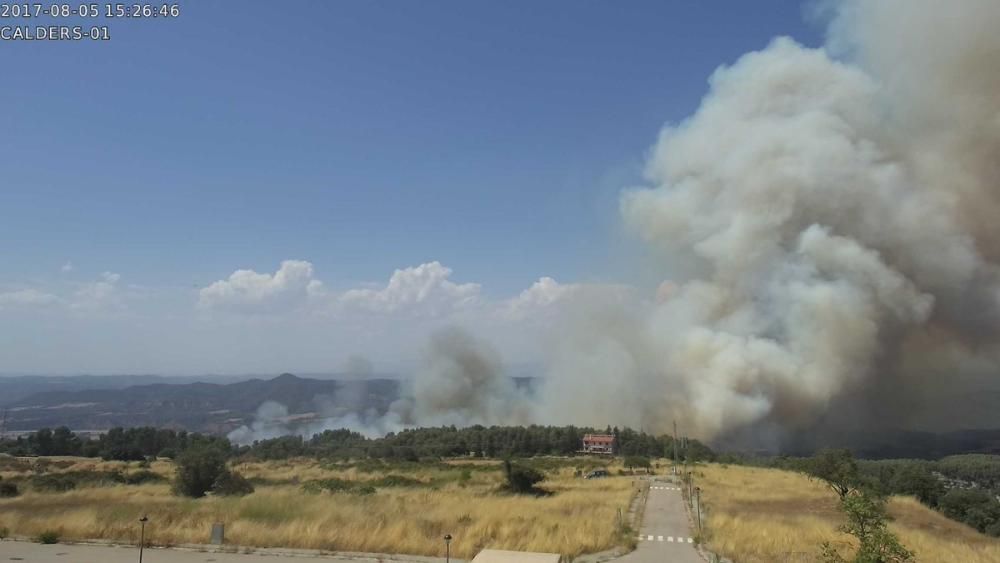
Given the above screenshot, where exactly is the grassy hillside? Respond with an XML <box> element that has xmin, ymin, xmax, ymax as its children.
<box><xmin>0</xmin><ymin>456</ymin><xmax>636</xmax><ymax>559</ymax></box>
<box><xmin>696</xmin><ymin>463</ymin><xmax>1000</xmax><ymax>563</ymax></box>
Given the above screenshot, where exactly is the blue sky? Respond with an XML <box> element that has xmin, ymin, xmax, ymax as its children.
<box><xmin>0</xmin><ymin>1</ymin><xmax>824</xmax><ymax>374</ymax></box>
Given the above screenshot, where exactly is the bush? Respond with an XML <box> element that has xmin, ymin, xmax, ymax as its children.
<box><xmin>31</xmin><ymin>474</ymin><xmax>78</xmax><ymax>493</ymax></box>
<box><xmin>31</xmin><ymin>470</ymin><xmax>129</xmax><ymax>493</ymax></box>
<box><xmin>821</xmin><ymin>491</ymin><xmax>913</xmax><ymax>563</ymax></box>
<box><xmin>301</xmin><ymin>478</ymin><xmax>376</xmax><ymax>495</ymax></box>
<box><xmin>503</xmin><ymin>459</ymin><xmax>545</xmax><ymax>494</ymax></box>
<box><xmin>36</xmin><ymin>530</ymin><xmax>60</xmax><ymax>544</ymax></box>
<box><xmin>302</xmin><ymin>477</ymin><xmax>354</xmax><ymax>494</ymax></box>
<box><xmin>0</xmin><ymin>482</ymin><xmax>19</xmax><ymax>498</ymax></box>
<box><xmin>173</xmin><ymin>445</ymin><xmax>229</xmax><ymax>498</ymax></box>
<box><xmin>212</xmin><ymin>471</ymin><xmax>254</xmax><ymax>496</ymax></box>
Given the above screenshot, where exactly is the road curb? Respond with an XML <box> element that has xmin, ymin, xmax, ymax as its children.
<box><xmin>0</xmin><ymin>538</ymin><xmax>465</xmax><ymax>562</ymax></box>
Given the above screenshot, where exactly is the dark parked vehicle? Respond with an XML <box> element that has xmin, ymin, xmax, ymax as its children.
<box><xmin>584</xmin><ymin>469</ymin><xmax>609</xmax><ymax>479</ymax></box>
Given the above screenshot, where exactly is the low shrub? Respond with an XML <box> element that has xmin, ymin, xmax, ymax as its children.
<box><xmin>36</xmin><ymin>530</ymin><xmax>59</xmax><ymax>544</ymax></box>
<box><xmin>302</xmin><ymin>477</ymin><xmax>354</xmax><ymax>494</ymax></box>
<box><xmin>0</xmin><ymin>482</ymin><xmax>19</xmax><ymax>498</ymax></box>
<box><xmin>212</xmin><ymin>471</ymin><xmax>254</xmax><ymax>496</ymax></box>
<box><xmin>31</xmin><ymin>474</ymin><xmax>77</xmax><ymax>493</ymax></box>
<box><xmin>32</xmin><ymin>470</ymin><xmax>126</xmax><ymax>492</ymax></box>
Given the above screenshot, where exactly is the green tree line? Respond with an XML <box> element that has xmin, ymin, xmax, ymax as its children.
<box><xmin>0</xmin><ymin>424</ymin><xmax>715</xmax><ymax>464</ymax></box>
<box><xmin>239</xmin><ymin>424</ymin><xmax>716</xmax><ymax>462</ymax></box>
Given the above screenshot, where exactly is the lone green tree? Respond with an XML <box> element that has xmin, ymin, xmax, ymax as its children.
<box><xmin>211</xmin><ymin>469</ymin><xmax>254</xmax><ymax>496</ymax></box>
<box><xmin>821</xmin><ymin>491</ymin><xmax>914</xmax><ymax>563</ymax></box>
<box><xmin>173</xmin><ymin>445</ymin><xmax>228</xmax><ymax>498</ymax></box>
<box><xmin>808</xmin><ymin>449</ymin><xmax>860</xmax><ymax>500</ymax></box>
<box><xmin>624</xmin><ymin>455</ymin><xmax>652</xmax><ymax>474</ymax></box>
<box><xmin>503</xmin><ymin>459</ymin><xmax>544</xmax><ymax>494</ymax></box>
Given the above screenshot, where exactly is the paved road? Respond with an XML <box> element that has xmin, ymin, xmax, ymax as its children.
<box><xmin>616</xmin><ymin>480</ymin><xmax>703</xmax><ymax>563</ymax></box>
<box><xmin>0</xmin><ymin>542</ymin><xmax>454</xmax><ymax>563</ymax></box>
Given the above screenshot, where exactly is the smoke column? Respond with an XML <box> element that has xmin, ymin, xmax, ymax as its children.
<box><xmin>539</xmin><ymin>0</ymin><xmax>1000</xmax><ymax>446</ymax></box>
<box><xmin>233</xmin><ymin>1</ymin><xmax>1000</xmax><ymax>449</ymax></box>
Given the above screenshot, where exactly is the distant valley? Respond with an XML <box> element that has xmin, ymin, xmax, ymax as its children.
<box><xmin>0</xmin><ymin>373</ymin><xmax>401</xmax><ymax>435</ymax></box>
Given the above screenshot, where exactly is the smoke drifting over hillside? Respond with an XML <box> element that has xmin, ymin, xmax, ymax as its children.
<box><xmin>233</xmin><ymin>1</ymin><xmax>1000</xmax><ymax>449</ymax></box>
<box><xmin>544</xmin><ymin>0</ymin><xmax>1000</xmax><ymax>446</ymax></box>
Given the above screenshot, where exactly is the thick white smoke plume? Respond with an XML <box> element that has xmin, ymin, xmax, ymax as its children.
<box><xmin>540</xmin><ymin>0</ymin><xmax>1000</xmax><ymax>445</ymax></box>
<box><xmin>234</xmin><ymin>1</ymin><xmax>1000</xmax><ymax>448</ymax></box>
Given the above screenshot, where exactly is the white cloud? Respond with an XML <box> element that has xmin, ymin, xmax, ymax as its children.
<box><xmin>339</xmin><ymin>261</ymin><xmax>480</xmax><ymax>314</ymax></box>
<box><xmin>198</xmin><ymin>260</ymin><xmax>324</xmax><ymax>312</ymax></box>
<box><xmin>72</xmin><ymin>271</ymin><xmax>123</xmax><ymax>311</ymax></box>
<box><xmin>0</xmin><ymin>288</ymin><xmax>62</xmax><ymax>309</ymax></box>
<box><xmin>60</xmin><ymin>261</ymin><xmax>73</xmax><ymax>273</ymax></box>
<box><xmin>499</xmin><ymin>277</ymin><xmax>638</xmax><ymax>322</ymax></box>
<box><xmin>501</xmin><ymin>277</ymin><xmax>579</xmax><ymax>320</ymax></box>
<box><xmin>0</xmin><ymin>272</ymin><xmax>127</xmax><ymax>313</ymax></box>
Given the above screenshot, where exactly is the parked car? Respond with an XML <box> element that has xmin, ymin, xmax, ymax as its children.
<box><xmin>584</xmin><ymin>469</ymin><xmax>609</xmax><ymax>479</ymax></box>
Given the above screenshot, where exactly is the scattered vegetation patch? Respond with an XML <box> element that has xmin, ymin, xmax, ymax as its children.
<box><xmin>302</xmin><ymin>477</ymin><xmax>374</xmax><ymax>495</ymax></box>
<box><xmin>31</xmin><ymin>474</ymin><xmax>79</xmax><ymax>492</ymax></box>
<box><xmin>368</xmin><ymin>474</ymin><xmax>425</xmax><ymax>488</ymax></box>
<box><xmin>212</xmin><ymin>471</ymin><xmax>254</xmax><ymax>496</ymax></box>
<box><xmin>36</xmin><ymin>530</ymin><xmax>60</xmax><ymax>544</ymax></box>
<box><xmin>0</xmin><ymin>481</ymin><xmax>19</xmax><ymax>498</ymax></box>
<box><xmin>30</xmin><ymin>470</ymin><xmax>131</xmax><ymax>492</ymax></box>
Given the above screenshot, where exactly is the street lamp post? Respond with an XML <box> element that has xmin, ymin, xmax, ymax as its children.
<box><xmin>138</xmin><ymin>515</ymin><xmax>149</xmax><ymax>563</ymax></box>
<box><xmin>443</xmin><ymin>534</ymin><xmax>452</xmax><ymax>563</ymax></box>
<box><xmin>694</xmin><ymin>487</ymin><xmax>702</xmax><ymax>535</ymax></box>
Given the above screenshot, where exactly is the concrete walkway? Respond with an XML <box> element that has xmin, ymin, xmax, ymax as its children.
<box><xmin>615</xmin><ymin>479</ymin><xmax>703</xmax><ymax>563</ymax></box>
<box><xmin>0</xmin><ymin>541</ymin><xmax>460</xmax><ymax>563</ymax></box>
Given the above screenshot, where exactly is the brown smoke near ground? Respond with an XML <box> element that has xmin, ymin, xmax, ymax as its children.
<box><xmin>536</xmin><ymin>0</ymin><xmax>1000</xmax><ymax>447</ymax></box>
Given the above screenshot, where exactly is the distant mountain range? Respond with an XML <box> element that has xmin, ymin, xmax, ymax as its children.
<box><xmin>0</xmin><ymin>373</ymin><xmax>401</xmax><ymax>434</ymax></box>
<box><xmin>2</xmin><ymin>373</ymin><xmax>999</xmax><ymax>459</ymax></box>
<box><xmin>0</xmin><ymin>374</ymin><xmax>253</xmax><ymax>406</ymax></box>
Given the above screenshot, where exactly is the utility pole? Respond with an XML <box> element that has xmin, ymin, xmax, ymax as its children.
<box><xmin>672</xmin><ymin>419</ymin><xmax>678</xmax><ymax>474</ymax></box>
<box><xmin>695</xmin><ymin>487</ymin><xmax>702</xmax><ymax>535</ymax></box>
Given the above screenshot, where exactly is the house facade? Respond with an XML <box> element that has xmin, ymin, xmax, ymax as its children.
<box><xmin>582</xmin><ymin>433</ymin><xmax>615</xmax><ymax>454</ymax></box>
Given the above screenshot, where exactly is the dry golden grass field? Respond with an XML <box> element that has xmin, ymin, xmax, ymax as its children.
<box><xmin>0</xmin><ymin>456</ymin><xmax>638</xmax><ymax>559</ymax></box>
<box><xmin>695</xmin><ymin>463</ymin><xmax>1000</xmax><ymax>563</ymax></box>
